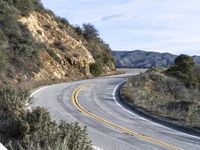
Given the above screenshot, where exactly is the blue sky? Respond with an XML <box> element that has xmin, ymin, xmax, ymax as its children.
<box><xmin>41</xmin><ymin>0</ymin><xmax>200</xmax><ymax>55</ymax></box>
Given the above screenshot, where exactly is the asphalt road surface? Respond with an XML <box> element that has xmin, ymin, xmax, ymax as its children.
<box><xmin>32</xmin><ymin>69</ymin><xmax>200</xmax><ymax>150</ymax></box>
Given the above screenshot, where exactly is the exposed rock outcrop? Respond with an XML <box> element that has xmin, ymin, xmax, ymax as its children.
<box><xmin>19</xmin><ymin>12</ymin><xmax>95</xmax><ymax>80</ymax></box>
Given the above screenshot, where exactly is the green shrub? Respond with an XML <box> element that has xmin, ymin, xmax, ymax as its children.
<box><xmin>166</xmin><ymin>55</ymin><xmax>197</xmax><ymax>85</ymax></box>
<box><xmin>174</xmin><ymin>54</ymin><xmax>196</xmax><ymax>73</ymax></box>
<box><xmin>53</xmin><ymin>40</ymin><xmax>67</xmax><ymax>52</ymax></box>
<box><xmin>56</xmin><ymin>17</ymin><xmax>69</xmax><ymax>26</ymax></box>
<box><xmin>7</xmin><ymin>0</ymin><xmax>44</xmax><ymax>15</ymax></box>
<box><xmin>0</xmin><ymin>29</ymin><xmax>5</xmax><ymax>41</ymax></box>
<box><xmin>89</xmin><ymin>63</ymin><xmax>102</xmax><ymax>76</ymax></box>
<box><xmin>12</xmin><ymin>0</ymin><xmax>34</xmax><ymax>16</ymax></box>
<box><xmin>0</xmin><ymin>85</ymin><xmax>92</xmax><ymax>150</ymax></box>
<box><xmin>82</xmin><ymin>23</ymin><xmax>99</xmax><ymax>41</ymax></box>
<box><xmin>0</xmin><ymin>48</ymin><xmax>8</xmax><ymax>73</ymax></box>
<box><xmin>0</xmin><ymin>1</ymin><xmax>43</xmax><ymax>78</ymax></box>
<box><xmin>46</xmin><ymin>48</ymin><xmax>60</xmax><ymax>62</ymax></box>
<box><xmin>187</xmin><ymin>104</ymin><xmax>200</xmax><ymax>128</ymax></box>
<box><xmin>74</xmin><ymin>25</ymin><xmax>83</xmax><ymax>36</ymax></box>
<box><xmin>31</xmin><ymin>0</ymin><xmax>44</xmax><ymax>12</ymax></box>
<box><xmin>0</xmin><ymin>85</ymin><xmax>30</xmax><ymax>120</ymax></box>
<box><xmin>167</xmin><ymin>55</ymin><xmax>196</xmax><ymax>74</ymax></box>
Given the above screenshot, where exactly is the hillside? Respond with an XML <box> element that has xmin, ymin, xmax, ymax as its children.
<box><xmin>113</xmin><ymin>50</ymin><xmax>200</xmax><ymax>68</ymax></box>
<box><xmin>0</xmin><ymin>0</ymin><xmax>116</xmax><ymax>149</ymax></box>
<box><xmin>0</xmin><ymin>0</ymin><xmax>115</xmax><ymax>86</ymax></box>
<box><xmin>121</xmin><ymin>55</ymin><xmax>200</xmax><ymax>129</ymax></box>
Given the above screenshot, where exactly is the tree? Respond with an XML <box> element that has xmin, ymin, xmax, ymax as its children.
<box><xmin>166</xmin><ymin>54</ymin><xmax>197</xmax><ymax>86</ymax></box>
<box><xmin>174</xmin><ymin>54</ymin><xmax>196</xmax><ymax>74</ymax></box>
<box><xmin>82</xmin><ymin>23</ymin><xmax>99</xmax><ymax>41</ymax></box>
<box><xmin>31</xmin><ymin>0</ymin><xmax>44</xmax><ymax>11</ymax></box>
<box><xmin>74</xmin><ymin>25</ymin><xmax>83</xmax><ymax>36</ymax></box>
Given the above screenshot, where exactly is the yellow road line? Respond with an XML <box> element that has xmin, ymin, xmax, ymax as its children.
<box><xmin>71</xmin><ymin>85</ymin><xmax>183</xmax><ymax>150</ymax></box>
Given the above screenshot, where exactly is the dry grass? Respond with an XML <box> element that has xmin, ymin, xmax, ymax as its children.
<box><xmin>121</xmin><ymin>69</ymin><xmax>200</xmax><ymax>129</ymax></box>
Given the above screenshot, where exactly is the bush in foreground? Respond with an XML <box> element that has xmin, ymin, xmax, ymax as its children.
<box><xmin>0</xmin><ymin>85</ymin><xmax>92</xmax><ymax>150</ymax></box>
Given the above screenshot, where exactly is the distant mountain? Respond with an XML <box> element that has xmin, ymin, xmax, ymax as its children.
<box><xmin>112</xmin><ymin>50</ymin><xmax>200</xmax><ymax>68</ymax></box>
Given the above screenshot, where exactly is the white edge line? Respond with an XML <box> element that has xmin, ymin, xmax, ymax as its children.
<box><xmin>27</xmin><ymin>86</ymin><xmax>49</xmax><ymax>111</ymax></box>
<box><xmin>30</xmin><ymin>85</ymin><xmax>103</xmax><ymax>150</ymax></box>
<box><xmin>92</xmin><ymin>146</ymin><xmax>104</xmax><ymax>150</ymax></box>
<box><xmin>112</xmin><ymin>80</ymin><xmax>200</xmax><ymax>140</ymax></box>
<box><xmin>30</xmin><ymin>86</ymin><xmax>49</xmax><ymax>97</ymax></box>
<box><xmin>0</xmin><ymin>143</ymin><xmax>7</xmax><ymax>150</ymax></box>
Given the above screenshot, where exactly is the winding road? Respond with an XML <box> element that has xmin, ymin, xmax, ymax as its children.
<box><xmin>31</xmin><ymin>69</ymin><xmax>200</xmax><ymax>150</ymax></box>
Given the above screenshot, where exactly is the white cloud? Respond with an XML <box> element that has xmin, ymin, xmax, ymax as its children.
<box><xmin>41</xmin><ymin>0</ymin><xmax>200</xmax><ymax>55</ymax></box>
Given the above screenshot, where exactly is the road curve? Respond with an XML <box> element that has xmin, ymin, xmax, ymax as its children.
<box><xmin>31</xmin><ymin>69</ymin><xmax>200</xmax><ymax>150</ymax></box>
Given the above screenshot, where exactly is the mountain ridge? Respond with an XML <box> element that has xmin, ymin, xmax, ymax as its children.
<box><xmin>113</xmin><ymin>50</ymin><xmax>200</xmax><ymax>68</ymax></box>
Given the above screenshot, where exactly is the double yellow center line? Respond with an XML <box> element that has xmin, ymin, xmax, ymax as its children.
<box><xmin>71</xmin><ymin>84</ymin><xmax>183</xmax><ymax>150</ymax></box>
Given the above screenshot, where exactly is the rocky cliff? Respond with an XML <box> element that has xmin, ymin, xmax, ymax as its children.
<box><xmin>0</xmin><ymin>0</ymin><xmax>115</xmax><ymax>85</ymax></box>
<box><xmin>19</xmin><ymin>12</ymin><xmax>95</xmax><ymax>81</ymax></box>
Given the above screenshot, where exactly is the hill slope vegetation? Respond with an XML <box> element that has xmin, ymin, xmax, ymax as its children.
<box><xmin>0</xmin><ymin>0</ymin><xmax>116</xmax><ymax>149</ymax></box>
<box><xmin>0</xmin><ymin>0</ymin><xmax>115</xmax><ymax>86</ymax></box>
<box><xmin>121</xmin><ymin>55</ymin><xmax>200</xmax><ymax>129</ymax></box>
